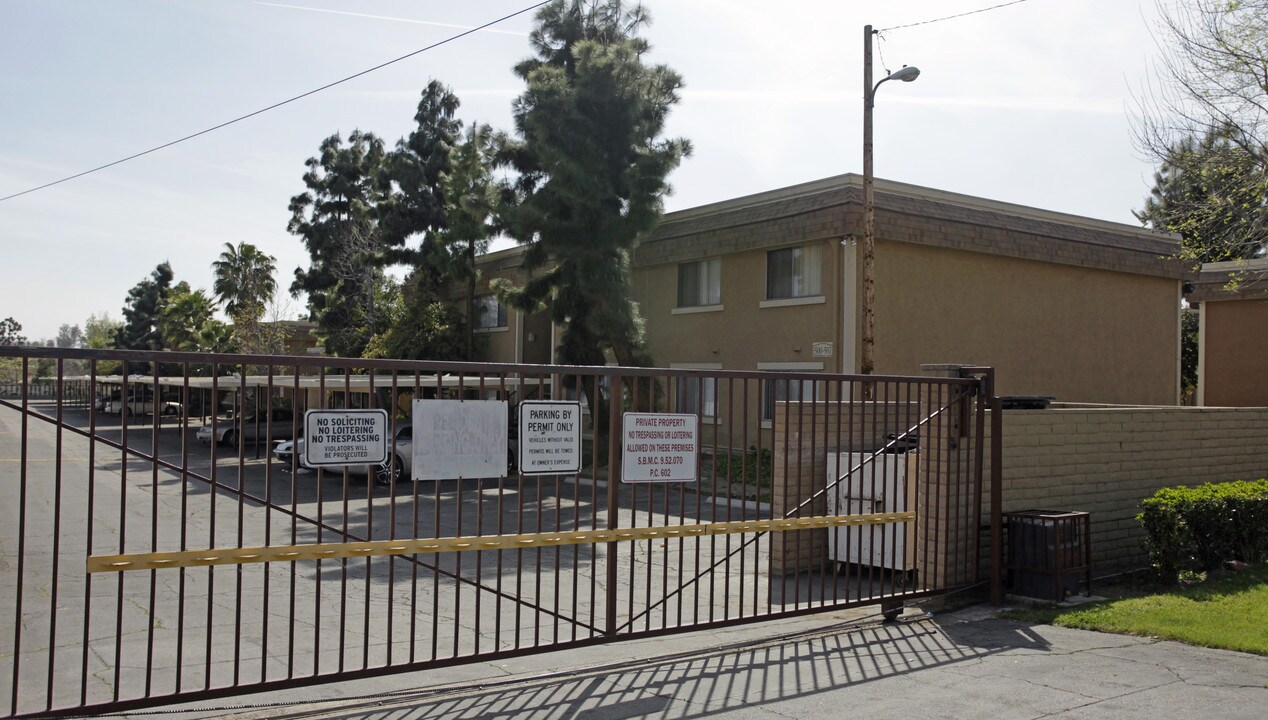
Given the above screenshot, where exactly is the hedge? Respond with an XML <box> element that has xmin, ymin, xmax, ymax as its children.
<box><xmin>1138</xmin><ymin>479</ymin><xmax>1268</xmax><ymax>582</ymax></box>
<box><xmin>712</xmin><ymin>446</ymin><xmax>773</xmax><ymax>488</ymax></box>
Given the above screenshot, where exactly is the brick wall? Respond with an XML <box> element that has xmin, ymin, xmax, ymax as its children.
<box><xmin>988</xmin><ymin>405</ymin><xmax>1268</xmax><ymax>573</ymax></box>
<box><xmin>772</xmin><ymin>397</ymin><xmax>1268</xmax><ymax>580</ymax></box>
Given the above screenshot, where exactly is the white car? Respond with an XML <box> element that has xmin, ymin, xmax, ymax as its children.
<box><xmin>197</xmin><ymin>408</ymin><xmax>296</xmax><ymax>446</ymax></box>
<box><xmin>273</xmin><ymin>424</ymin><xmax>517</xmax><ymax>483</ymax></box>
<box><xmin>273</xmin><ymin>423</ymin><xmax>414</xmax><ymax>483</ymax></box>
<box><xmin>99</xmin><ymin>388</ymin><xmax>181</xmax><ymax>417</ymax></box>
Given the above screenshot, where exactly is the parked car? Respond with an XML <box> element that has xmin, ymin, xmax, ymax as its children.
<box><xmin>99</xmin><ymin>387</ymin><xmax>182</xmax><ymax>417</ymax></box>
<box><xmin>274</xmin><ymin>423</ymin><xmax>414</xmax><ymax>484</ymax></box>
<box><xmin>273</xmin><ymin>423</ymin><xmax>517</xmax><ymax>483</ymax></box>
<box><xmin>197</xmin><ymin>408</ymin><xmax>296</xmax><ymax>446</ymax></box>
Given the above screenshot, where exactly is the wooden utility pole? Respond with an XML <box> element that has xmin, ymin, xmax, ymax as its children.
<box><xmin>862</xmin><ymin>24</ymin><xmax>877</xmax><ymax>376</ymax></box>
<box><xmin>861</xmin><ymin>26</ymin><xmax>918</xmax><ymax>377</ymax></box>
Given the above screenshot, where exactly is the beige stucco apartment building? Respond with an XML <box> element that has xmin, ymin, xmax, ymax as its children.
<box><xmin>632</xmin><ymin>174</ymin><xmax>1189</xmax><ymax>406</ymax></box>
<box><xmin>1190</xmin><ymin>257</ymin><xmax>1268</xmax><ymax>406</ymax></box>
<box><xmin>467</xmin><ymin>246</ymin><xmax>554</xmax><ymax>366</ymax></box>
<box><xmin>472</xmin><ymin>175</ymin><xmax>1190</xmax><ymax>410</ymax></box>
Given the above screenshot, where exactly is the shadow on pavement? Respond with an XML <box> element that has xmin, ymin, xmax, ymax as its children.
<box><xmin>229</xmin><ymin>615</ymin><xmax>1048</xmax><ymax>720</ymax></box>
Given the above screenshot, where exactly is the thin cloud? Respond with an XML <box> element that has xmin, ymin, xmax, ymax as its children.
<box><xmin>255</xmin><ymin>1</ymin><xmax>530</xmax><ymax>36</ymax></box>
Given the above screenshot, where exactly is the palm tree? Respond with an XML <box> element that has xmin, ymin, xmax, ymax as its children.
<box><xmin>212</xmin><ymin>242</ymin><xmax>278</xmax><ymax>323</ymax></box>
<box><xmin>157</xmin><ymin>282</ymin><xmax>217</xmax><ymax>351</ymax></box>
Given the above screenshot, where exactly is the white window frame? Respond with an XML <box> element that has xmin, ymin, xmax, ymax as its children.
<box><xmin>472</xmin><ymin>294</ymin><xmax>508</xmax><ymax>332</ymax></box>
<box><xmin>671</xmin><ymin>362</ymin><xmax>722</xmax><ymax>423</ymax></box>
<box><xmin>675</xmin><ymin>258</ymin><xmax>723</xmax><ymax>310</ymax></box>
<box><xmin>757</xmin><ymin>361</ymin><xmax>824</xmax><ymax>427</ymax></box>
<box><xmin>764</xmin><ymin>244</ymin><xmax>823</xmax><ymax>304</ymax></box>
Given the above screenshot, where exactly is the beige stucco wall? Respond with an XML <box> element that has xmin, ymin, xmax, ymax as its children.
<box><xmin>474</xmin><ymin>258</ymin><xmax>532</xmax><ymax>362</ymax></box>
<box><xmin>633</xmin><ymin>236</ymin><xmax>1181</xmax><ymax>408</ymax></box>
<box><xmin>633</xmin><ymin>237</ymin><xmax>845</xmax><ymax>444</ymax></box>
<box><xmin>635</xmin><ymin>237</ymin><xmax>845</xmax><ymax>371</ymax></box>
<box><xmin>1201</xmin><ymin>298</ymin><xmax>1268</xmax><ymax>406</ymax></box>
<box><xmin>873</xmin><ymin>241</ymin><xmax>1180</xmax><ymax>405</ymax></box>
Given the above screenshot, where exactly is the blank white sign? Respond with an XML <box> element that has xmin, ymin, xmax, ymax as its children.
<box><xmin>411</xmin><ymin>399</ymin><xmax>508</xmax><ymax>480</ymax></box>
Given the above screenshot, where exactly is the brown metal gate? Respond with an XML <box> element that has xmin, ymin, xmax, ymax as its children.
<box><xmin>0</xmin><ymin>347</ymin><xmax>995</xmax><ymax>718</ymax></box>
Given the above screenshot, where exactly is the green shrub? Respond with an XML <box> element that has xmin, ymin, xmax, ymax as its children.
<box><xmin>1138</xmin><ymin>479</ymin><xmax>1268</xmax><ymax>582</ymax></box>
<box><xmin>712</xmin><ymin>446</ymin><xmax>773</xmax><ymax>488</ymax></box>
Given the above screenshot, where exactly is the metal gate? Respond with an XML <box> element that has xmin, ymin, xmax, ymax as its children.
<box><xmin>0</xmin><ymin>347</ymin><xmax>996</xmax><ymax>718</ymax></box>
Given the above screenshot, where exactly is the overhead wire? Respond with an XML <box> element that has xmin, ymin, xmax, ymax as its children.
<box><xmin>0</xmin><ymin>1</ymin><xmax>550</xmax><ymax>204</ymax></box>
<box><xmin>878</xmin><ymin>0</ymin><xmax>1036</xmax><ymax>32</ymax></box>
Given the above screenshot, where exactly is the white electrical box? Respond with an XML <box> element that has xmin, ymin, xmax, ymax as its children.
<box><xmin>825</xmin><ymin>451</ymin><xmax>917</xmax><ymax>572</ymax></box>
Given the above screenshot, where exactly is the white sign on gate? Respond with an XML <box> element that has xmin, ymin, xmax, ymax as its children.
<box><xmin>620</xmin><ymin>412</ymin><xmax>699</xmax><ymax>483</ymax></box>
<box><xmin>412</xmin><ymin>399</ymin><xmax>508</xmax><ymax>480</ymax></box>
<box><xmin>302</xmin><ymin>409</ymin><xmax>389</xmax><ymax>467</ymax></box>
<box><xmin>518</xmin><ymin>401</ymin><xmax>582</xmax><ymax>475</ymax></box>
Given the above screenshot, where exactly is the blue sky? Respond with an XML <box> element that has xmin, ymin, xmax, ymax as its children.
<box><xmin>1</xmin><ymin>0</ymin><xmax>1164</xmax><ymax>340</ymax></box>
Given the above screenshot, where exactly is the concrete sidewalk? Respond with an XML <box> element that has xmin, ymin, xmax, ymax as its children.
<box><xmin>118</xmin><ymin>603</ymin><xmax>1266</xmax><ymax>720</ymax></box>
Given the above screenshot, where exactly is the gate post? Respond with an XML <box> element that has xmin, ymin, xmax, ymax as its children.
<box><xmin>918</xmin><ymin>364</ymin><xmax>980</xmax><ymax>591</ymax></box>
<box><xmin>770</xmin><ymin>400</ymin><xmax>833</xmax><ymax>576</ymax></box>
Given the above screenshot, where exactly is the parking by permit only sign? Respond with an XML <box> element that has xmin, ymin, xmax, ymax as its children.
<box><xmin>518</xmin><ymin>400</ymin><xmax>582</xmax><ymax>475</ymax></box>
<box><xmin>303</xmin><ymin>409</ymin><xmax>389</xmax><ymax>467</ymax></box>
<box><xmin>621</xmin><ymin>412</ymin><xmax>698</xmax><ymax>483</ymax></box>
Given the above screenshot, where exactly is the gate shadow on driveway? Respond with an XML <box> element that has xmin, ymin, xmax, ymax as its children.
<box><xmin>226</xmin><ymin>614</ymin><xmax>1049</xmax><ymax>720</ymax></box>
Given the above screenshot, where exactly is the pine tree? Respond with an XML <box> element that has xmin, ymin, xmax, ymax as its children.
<box><xmin>288</xmin><ymin>131</ymin><xmax>390</xmax><ymax>358</ymax></box>
<box><xmin>498</xmin><ymin>0</ymin><xmax>691</xmax><ymax>367</ymax></box>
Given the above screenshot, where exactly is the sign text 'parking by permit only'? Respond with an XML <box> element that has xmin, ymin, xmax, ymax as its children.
<box><xmin>620</xmin><ymin>412</ymin><xmax>698</xmax><ymax>483</ymax></box>
<box><xmin>518</xmin><ymin>401</ymin><xmax>582</xmax><ymax>475</ymax></box>
<box><xmin>303</xmin><ymin>409</ymin><xmax>389</xmax><ymax>467</ymax></box>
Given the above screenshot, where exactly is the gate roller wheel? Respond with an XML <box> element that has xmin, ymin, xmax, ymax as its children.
<box><xmin>881</xmin><ymin>602</ymin><xmax>902</xmax><ymax>623</ymax></box>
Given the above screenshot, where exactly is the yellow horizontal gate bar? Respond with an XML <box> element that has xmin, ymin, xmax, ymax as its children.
<box><xmin>86</xmin><ymin>511</ymin><xmax>915</xmax><ymax>573</ymax></box>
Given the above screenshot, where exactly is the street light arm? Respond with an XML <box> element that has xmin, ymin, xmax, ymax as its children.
<box><xmin>870</xmin><ymin>66</ymin><xmax>921</xmax><ymax>106</ymax></box>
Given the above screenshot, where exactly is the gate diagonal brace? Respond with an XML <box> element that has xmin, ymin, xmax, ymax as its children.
<box><xmin>86</xmin><ymin>512</ymin><xmax>916</xmax><ymax>573</ymax></box>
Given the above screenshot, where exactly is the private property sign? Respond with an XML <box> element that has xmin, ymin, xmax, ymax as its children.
<box><xmin>302</xmin><ymin>409</ymin><xmax>389</xmax><ymax>467</ymax></box>
<box><xmin>518</xmin><ymin>401</ymin><xmax>582</xmax><ymax>475</ymax></box>
<box><xmin>621</xmin><ymin>412</ymin><xmax>699</xmax><ymax>483</ymax></box>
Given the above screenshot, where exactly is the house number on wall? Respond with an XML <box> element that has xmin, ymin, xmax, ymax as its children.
<box><xmin>812</xmin><ymin>342</ymin><xmax>834</xmax><ymax>358</ymax></box>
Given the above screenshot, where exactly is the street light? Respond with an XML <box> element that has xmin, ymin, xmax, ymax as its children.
<box><xmin>861</xmin><ymin>24</ymin><xmax>919</xmax><ymax>376</ymax></box>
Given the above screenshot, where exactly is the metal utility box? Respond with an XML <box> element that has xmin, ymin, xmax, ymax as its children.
<box><xmin>1005</xmin><ymin>509</ymin><xmax>1091</xmax><ymax>602</ymax></box>
<box><xmin>826</xmin><ymin>451</ymin><xmax>917</xmax><ymax>573</ymax></box>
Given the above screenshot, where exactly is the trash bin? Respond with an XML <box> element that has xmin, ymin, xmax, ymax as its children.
<box><xmin>1005</xmin><ymin>509</ymin><xmax>1091</xmax><ymax>602</ymax></box>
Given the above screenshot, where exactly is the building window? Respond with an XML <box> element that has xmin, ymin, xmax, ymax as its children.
<box><xmin>766</xmin><ymin>245</ymin><xmax>822</xmax><ymax>300</ymax></box>
<box><xmin>472</xmin><ymin>295</ymin><xmax>507</xmax><ymax>330</ymax></box>
<box><xmin>762</xmin><ymin>376</ymin><xmax>821</xmax><ymax>422</ymax></box>
<box><xmin>677</xmin><ymin>258</ymin><xmax>721</xmax><ymax>307</ymax></box>
<box><xmin>676</xmin><ymin>376</ymin><xmax>718</xmax><ymax>419</ymax></box>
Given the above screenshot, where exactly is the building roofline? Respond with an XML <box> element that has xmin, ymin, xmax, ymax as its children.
<box><xmin>1191</xmin><ymin>257</ymin><xmax>1268</xmax><ymax>301</ymax></box>
<box><xmin>661</xmin><ymin>173</ymin><xmax>1179</xmax><ymax>244</ymax></box>
<box><xmin>1202</xmin><ymin>257</ymin><xmax>1268</xmax><ymax>273</ymax></box>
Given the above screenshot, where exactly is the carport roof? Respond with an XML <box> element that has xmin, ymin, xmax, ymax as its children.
<box><xmin>93</xmin><ymin>374</ymin><xmax>545</xmax><ymax>391</ymax></box>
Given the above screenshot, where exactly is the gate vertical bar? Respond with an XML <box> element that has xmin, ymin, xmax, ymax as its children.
<box><xmin>10</xmin><ymin>357</ymin><xmax>28</xmax><ymax>714</ymax></box>
<box><xmin>145</xmin><ymin>371</ymin><xmax>160</xmax><ymax>697</ymax></box>
<box><xmin>46</xmin><ymin>360</ymin><xmax>65</xmax><ymax>705</ymax></box>
<box><xmin>605</xmin><ymin>372</ymin><xmax>621</xmax><ymax>637</ymax></box>
<box><xmin>990</xmin><ymin>387</ymin><xmax>1004</xmax><ymax>605</ymax></box>
<box><xmin>79</xmin><ymin>359</ymin><xmax>99</xmax><ymax>708</ymax></box>
<box><xmin>176</xmin><ymin>365</ymin><xmax>192</xmax><ymax>692</ymax></box>
<box><xmin>970</xmin><ymin>371</ymin><xmax>987</xmax><ymax>588</ymax></box>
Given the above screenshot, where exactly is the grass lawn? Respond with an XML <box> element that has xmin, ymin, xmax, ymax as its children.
<box><xmin>1000</xmin><ymin>564</ymin><xmax>1268</xmax><ymax>656</ymax></box>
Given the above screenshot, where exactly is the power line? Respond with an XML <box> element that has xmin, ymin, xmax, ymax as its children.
<box><xmin>878</xmin><ymin>0</ymin><xmax>1036</xmax><ymax>33</ymax></box>
<box><xmin>0</xmin><ymin>1</ymin><xmax>550</xmax><ymax>205</ymax></box>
